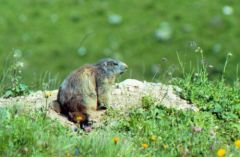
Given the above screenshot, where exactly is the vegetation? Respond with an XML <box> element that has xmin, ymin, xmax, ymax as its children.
<box><xmin>0</xmin><ymin>0</ymin><xmax>240</xmax><ymax>156</ymax></box>
<box><xmin>103</xmin><ymin>94</ymin><xmax>239</xmax><ymax>156</ymax></box>
<box><xmin>1</xmin><ymin>49</ymin><xmax>30</xmax><ymax>98</ymax></box>
<box><xmin>0</xmin><ymin>92</ymin><xmax>239</xmax><ymax>156</ymax></box>
<box><xmin>0</xmin><ymin>106</ymin><xmax>137</xmax><ymax>157</ymax></box>
<box><xmin>0</xmin><ymin>53</ymin><xmax>240</xmax><ymax>156</ymax></box>
<box><xmin>0</xmin><ymin>0</ymin><xmax>240</xmax><ymax>87</ymax></box>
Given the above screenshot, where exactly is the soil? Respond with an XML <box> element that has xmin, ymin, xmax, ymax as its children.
<box><xmin>0</xmin><ymin>79</ymin><xmax>198</xmax><ymax>129</ymax></box>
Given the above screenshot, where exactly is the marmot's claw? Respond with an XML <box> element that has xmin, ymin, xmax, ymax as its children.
<box><xmin>83</xmin><ymin>125</ymin><xmax>92</xmax><ymax>132</ymax></box>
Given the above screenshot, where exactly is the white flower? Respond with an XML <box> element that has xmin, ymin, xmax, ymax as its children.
<box><xmin>16</xmin><ymin>61</ymin><xmax>24</xmax><ymax>68</ymax></box>
<box><xmin>227</xmin><ymin>52</ymin><xmax>233</xmax><ymax>57</ymax></box>
<box><xmin>222</xmin><ymin>6</ymin><xmax>233</xmax><ymax>15</ymax></box>
<box><xmin>195</xmin><ymin>47</ymin><xmax>203</xmax><ymax>53</ymax></box>
<box><xmin>108</xmin><ymin>14</ymin><xmax>122</xmax><ymax>25</ymax></box>
<box><xmin>208</xmin><ymin>65</ymin><xmax>214</xmax><ymax>68</ymax></box>
<box><xmin>155</xmin><ymin>22</ymin><xmax>172</xmax><ymax>41</ymax></box>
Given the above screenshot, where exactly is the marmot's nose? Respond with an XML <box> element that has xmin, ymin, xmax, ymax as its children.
<box><xmin>122</xmin><ymin>63</ymin><xmax>128</xmax><ymax>69</ymax></box>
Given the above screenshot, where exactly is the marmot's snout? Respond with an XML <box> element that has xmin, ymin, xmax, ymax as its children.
<box><xmin>119</xmin><ymin>62</ymin><xmax>128</xmax><ymax>74</ymax></box>
<box><xmin>122</xmin><ymin>62</ymin><xmax>128</xmax><ymax>69</ymax></box>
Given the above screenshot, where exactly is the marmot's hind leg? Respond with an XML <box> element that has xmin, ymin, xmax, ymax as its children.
<box><xmin>68</xmin><ymin>111</ymin><xmax>92</xmax><ymax>132</ymax></box>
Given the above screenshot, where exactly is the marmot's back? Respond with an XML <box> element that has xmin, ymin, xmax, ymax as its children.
<box><xmin>56</xmin><ymin>58</ymin><xmax>128</xmax><ymax>129</ymax></box>
<box><xmin>57</xmin><ymin>64</ymin><xmax>98</xmax><ymax>113</ymax></box>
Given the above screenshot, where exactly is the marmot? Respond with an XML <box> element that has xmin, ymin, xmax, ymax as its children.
<box><xmin>57</xmin><ymin>58</ymin><xmax>128</xmax><ymax>130</ymax></box>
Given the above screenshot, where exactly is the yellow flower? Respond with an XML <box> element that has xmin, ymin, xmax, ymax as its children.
<box><xmin>163</xmin><ymin>144</ymin><xmax>168</xmax><ymax>149</ymax></box>
<box><xmin>217</xmin><ymin>148</ymin><xmax>226</xmax><ymax>157</ymax></box>
<box><xmin>141</xmin><ymin>143</ymin><xmax>149</xmax><ymax>149</ymax></box>
<box><xmin>44</xmin><ymin>91</ymin><xmax>52</xmax><ymax>98</ymax></box>
<box><xmin>150</xmin><ymin>135</ymin><xmax>157</xmax><ymax>142</ymax></box>
<box><xmin>235</xmin><ymin>139</ymin><xmax>240</xmax><ymax>149</ymax></box>
<box><xmin>65</xmin><ymin>151</ymin><xmax>71</xmax><ymax>157</ymax></box>
<box><xmin>76</xmin><ymin>115</ymin><xmax>83</xmax><ymax>122</ymax></box>
<box><xmin>113</xmin><ymin>137</ymin><xmax>119</xmax><ymax>144</ymax></box>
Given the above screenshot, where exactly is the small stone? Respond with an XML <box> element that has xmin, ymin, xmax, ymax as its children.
<box><xmin>112</xmin><ymin>89</ymin><xmax>122</xmax><ymax>95</ymax></box>
<box><xmin>120</xmin><ymin>79</ymin><xmax>144</xmax><ymax>88</ymax></box>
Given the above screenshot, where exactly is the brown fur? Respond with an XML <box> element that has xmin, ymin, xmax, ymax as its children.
<box><xmin>57</xmin><ymin>58</ymin><xmax>128</xmax><ymax>128</ymax></box>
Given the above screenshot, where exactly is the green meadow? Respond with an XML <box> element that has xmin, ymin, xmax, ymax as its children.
<box><xmin>0</xmin><ymin>0</ymin><xmax>240</xmax><ymax>87</ymax></box>
<box><xmin>0</xmin><ymin>1</ymin><xmax>240</xmax><ymax>156</ymax></box>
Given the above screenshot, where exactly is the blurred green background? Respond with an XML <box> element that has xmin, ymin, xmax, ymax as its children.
<box><xmin>0</xmin><ymin>0</ymin><xmax>239</xmax><ymax>89</ymax></box>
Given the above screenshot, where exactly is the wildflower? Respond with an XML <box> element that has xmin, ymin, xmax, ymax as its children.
<box><xmin>195</xmin><ymin>47</ymin><xmax>203</xmax><ymax>53</ymax></box>
<box><xmin>66</xmin><ymin>151</ymin><xmax>71</xmax><ymax>157</ymax></box>
<box><xmin>227</xmin><ymin>52</ymin><xmax>233</xmax><ymax>57</ymax></box>
<box><xmin>163</xmin><ymin>144</ymin><xmax>168</xmax><ymax>149</ymax></box>
<box><xmin>44</xmin><ymin>91</ymin><xmax>52</xmax><ymax>98</ymax></box>
<box><xmin>155</xmin><ymin>22</ymin><xmax>172</xmax><ymax>41</ymax></box>
<box><xmin>76</xmin><ymin>115</ymin><xmax>83</xmax><ymax>122</ymax></box>
<box><xmin>16</xmin><ymin>61</ymin><xmax>24</xmax><ymax>68</ymax></box>
<box><xmin>150</xmin><ymin>135</ymin><xmax>157</xmax><ymax>142</ymax></box>
<box><xmin>108</xmin><ymin>14</ymin><xmax>122</xmax><ymax>25</ymax></box>
<box><xmin>194</xmin><ymin>47</ymin><xmax>199</xmax><ymax>52</ymax></box>
<box><xmin>113</xmin><ymin>137</ymin><xmax>119</xmax><ymax>144</ymax></box>
<box><xmin>217</xmin><ymin>148</ymin><xmax>226</xmax><ymax>157</ymax></box>
<box><xmin>208</xmin><ymin>65</ymin><xmax>214</xmax><ymax>68</ymax></box>
<box><xmin>235</xmin><ymin>139</ymin><xmax>240</xmax><ymax>149</ymax></box>
<box><xmin>141</xmin><ymin>143</ymin><xmax>149</xmax><ymax>149</ymax></box>
<box><xmin>222</xmin><ymin>6</ymin><xmax>233</xmax><ymax>15</ymax></box>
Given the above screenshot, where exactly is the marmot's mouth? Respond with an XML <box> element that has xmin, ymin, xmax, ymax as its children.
<box><xmin>120</xmin><ymin>69</ymin><xmax>127</xmax><ymax>74</ymax></box>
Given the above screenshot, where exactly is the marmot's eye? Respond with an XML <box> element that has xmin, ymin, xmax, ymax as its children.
<box><xmin>108</xmin><ymin>61</ymin><xmax>118</xmax><ymax>66</ymax></box>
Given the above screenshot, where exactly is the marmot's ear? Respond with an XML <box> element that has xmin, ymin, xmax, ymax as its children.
<box><xmin>103</xmin><ymin>61</ymin><xmax>107</xmax><ymax>66</ymax></box>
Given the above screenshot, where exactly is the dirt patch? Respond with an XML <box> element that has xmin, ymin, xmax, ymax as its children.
<box><xmin>0</xmin><ymin>79</ymin><xmax>198</xmax><ymax>129</ymax></box>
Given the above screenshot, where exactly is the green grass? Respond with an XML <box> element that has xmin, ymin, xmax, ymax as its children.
<box><xmin>1</xmin><ymin>1</ymin><xmax>240</xmax><ymax>155</ymax></box>
<box><xmin>1</xmin><ymin>95</ymin><xmax>239</xmax><ymax>156</ymax></box>
<box><xmin>0</xmin><ymin>0</ymin><xmax>240</xmax><ymax>87</ymax></box>
<box><xmin>1</xmin><ymin>63</ymin><xmax>240</xmax><ymax>156</ymax></box>
<box><xmin>1</xmin><ymin>45</ymin><xmax>240</xmax><ymax>157</ymax></box>
<box><xmin>104</xmin><ymin>97</ymin><xmax>239</xmax><ymax>156</ymax></box>
<box><xmin>0</xmin><ymin>105</ymin><xmax>138</xmax><ymax>157</ymax></box>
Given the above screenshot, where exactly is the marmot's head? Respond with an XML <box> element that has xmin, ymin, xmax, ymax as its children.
<box><xmin>96</xmin><ymin>58</ymin><xmax>128</xmax><ymax>76</ymax></box>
